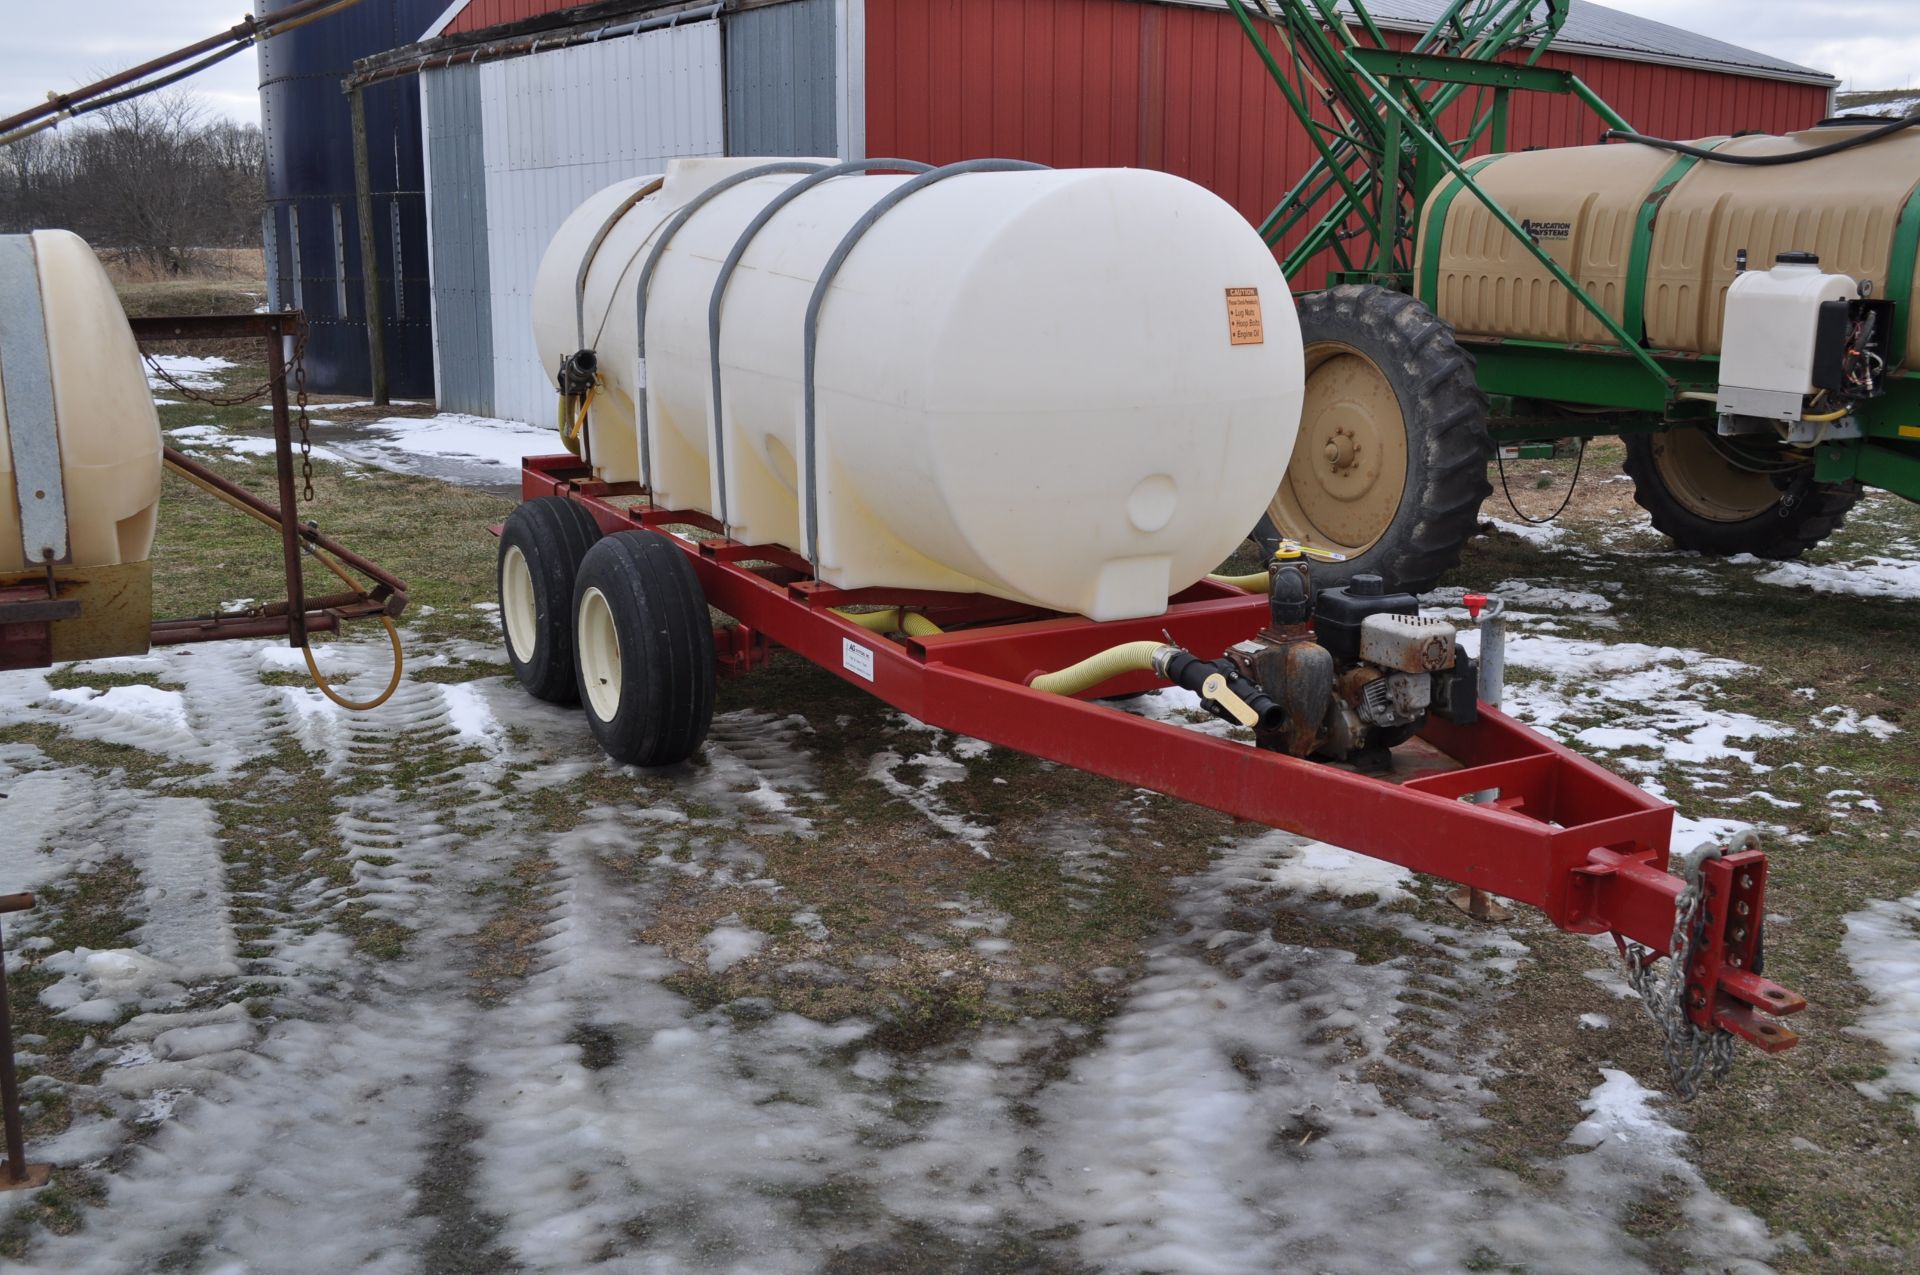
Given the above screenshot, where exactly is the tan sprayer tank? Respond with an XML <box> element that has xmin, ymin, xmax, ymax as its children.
<box><xmin>1417</xmin><ymin>140</ymin><xmax>1690</xmax><ymax>345</ymax></box>
<box><xmin>1416</xmin><ymin>123</ymin><xmax>1920</xmax><ymax>358</ymax></box>
<box><xmin>0</xmin><ymin>230</ymin><xmax>163</xmax><ymax>659</ymax></box>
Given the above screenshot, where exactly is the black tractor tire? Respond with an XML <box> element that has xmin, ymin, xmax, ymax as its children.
<box><xmin>1254</xmin><ymin>285</ymin><xmax>1492</xmax><ymax>593</ymax></box>
<box><xmin>1622</xmin><ymin>428</ymin><xmax>1860</xmax><ymax>558</ymax></box>
<box><xmin>571</xmin><ymin>531</ymin><xmax>717</xmax><ymax>767</ymax></box>
<box><xmin>498</xmin><ymin>496</ymin><xmax>604</xmax><ymax>703</ymax></box>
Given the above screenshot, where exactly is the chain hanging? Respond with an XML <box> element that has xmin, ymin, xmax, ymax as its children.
<box><xmin>143</xmin><ymin>323</ymin><xmax>317</xmax><ymax>502</ymax></box>
<box><xmin>1619</xmin><ymin>830</ymin><xmax>1757</xmax><ymax>1099</ymax></box>
<box><xmin>293</xmin><ymin>326</ymin><xmax>314</xmax><ymax>501</ymax></box>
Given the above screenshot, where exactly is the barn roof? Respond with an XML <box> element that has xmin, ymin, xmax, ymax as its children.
<box><xmin>417</xmin><ymin>0</ymin><xmax>1836</xmax><ymax>89</ymax></box>
<box><xmin>1217</xmin><ymin>0</ymin><xmax>1835</xmax><ymax>86</ymax></box>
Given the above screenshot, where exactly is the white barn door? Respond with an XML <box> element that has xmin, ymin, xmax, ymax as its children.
<box><xmin>478</xmin><ymin>21</ymin><xmax>724</xmax><ymax>425</ymax></box>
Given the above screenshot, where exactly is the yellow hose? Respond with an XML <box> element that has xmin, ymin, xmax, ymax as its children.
<box><xmin>831</xmin><ymin>607</ymin><xmax>944</xmax><ymax>637</ymax></box>
<box><xmin>1029</xmin><ymin>641</ymin><xmax>1167</xmax><ymax>697</ymax></box>
<box><xmin>560</xmin><ymin>385</ymin><xmax>597</xmax><ymax>452</ymax></box>
<box><xmin>1800</xmin><ymin>406</ymin><xmax>1850</xmax><ymax>422</ymax></box>
<box><xmin>1207</xmin><ymin>571</ymin><xmax>1271</xmax><ymax>591</ymax></box>
<box><xmin>164</xmin><ymin>456</ymin><xmax>404</xmax><ymax>710</ymax></box>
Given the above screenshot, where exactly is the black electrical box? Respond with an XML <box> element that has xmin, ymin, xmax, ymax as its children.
<box><xmin>1313</xmin><ymin>574</ymin><xmax>1418</xmax><ymax>663</ymax></box>
<box><xmin>1812</xmin><ymin>296</ymin><xmax>1894</xmax><ymax>396</ymax></box>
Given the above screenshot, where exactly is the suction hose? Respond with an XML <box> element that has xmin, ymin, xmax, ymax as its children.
<box><xmin>832</xmin><ymin>607</ymin><xmax>944</xmax><ymax>637</ymax></box>
<box><xmin>1207</xmin><ymin>570</ymin><xmax>1272</xmax><ymax>591</ymax></box>
<box><xmin>1028</xmin><ymin>641</ymin><xmax>1167</xmax><ymax>696</ymax></box>
<box><xmin>1030</xmin><ymin>641</ymin><xmax>1286</xmax><ymax>731</ymax></box>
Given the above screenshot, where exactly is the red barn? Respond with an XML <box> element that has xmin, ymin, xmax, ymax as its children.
<box><xmin>388</xmin><ymin>0</ymin><xmax>1834</xmax><ymax>420</ymax></box>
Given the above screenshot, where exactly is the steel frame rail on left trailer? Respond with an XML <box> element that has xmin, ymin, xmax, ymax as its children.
<box><xmin>523</xmin><ymin>453</ymin><xmax>1806</xmax><ymax>1056</ymax></box>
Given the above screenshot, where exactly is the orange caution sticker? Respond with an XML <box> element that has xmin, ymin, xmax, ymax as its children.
<box><xmin>1226</xmin><ymin>287</ymin><xmax>1263</xmax><ymax>346</ymax></box>
<box><xmin>1900</xmin><ymin>424</ymin><xmax>1920</xmax><ymax>440</ymax></box>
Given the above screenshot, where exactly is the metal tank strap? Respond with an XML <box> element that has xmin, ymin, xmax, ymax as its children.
<box><xmin>574</xmin><ymin>175</ymin><xmax>666</xmax><ymax>352</ymax></box>
<box><xmin>632</xmin><ymin>161</ymin><xmax>827</xmax><ymax>512</ymax></box>
<box><xmin>798</xmin><ymin>158</ymin><xmax>1050</xmax><ymax>568</ymax></box>
<box><xmin>0</xmin><ymin>236</ymin><xmax>69</xmax><ymax>566</ymax></box>
<box><xmin>704</xmin><ymin>158</ymin><xmax>935</xmax><ymax>519</ymax></box>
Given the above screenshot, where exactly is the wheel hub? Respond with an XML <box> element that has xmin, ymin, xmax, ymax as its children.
<box><xmin>577</xmin><ymin>586</ymin><xmax>624</xmax><ymax>723</ymax></box>
<box><xmin>1269</xmin><ymin>342</ymin><xmax>1410</xmax><ymax>554</ymax></box>
<box><xmin>1651</xmin><ymin>429</ymin><xmax>1784</xmax><ymax>523</ymax></box>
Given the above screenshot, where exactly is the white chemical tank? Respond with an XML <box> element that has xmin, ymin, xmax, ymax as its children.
<box><xmin>0</xmin><ymin>229</ymin><xmax>163</xmax><ymax>663</ymax></box>
<box><xmin>533</xmin><ymin>158</ymin><xmax>1304</xmax><ymax>621</ymax></box>
<box><xmin>0</xmin><ymin>229</ymin><xmax>162</xmax><ymax>574</ymax></box>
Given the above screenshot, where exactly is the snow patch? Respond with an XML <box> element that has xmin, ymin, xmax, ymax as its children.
<box><xmin>1841</xmin><ymin>891</ymin><xmax>1920</xmax><ymax>1123</ymax></box>
<box><xmin>145</xmin><ymin>354</ymin><xmax>234</xmax><ymax>392</ymax></box>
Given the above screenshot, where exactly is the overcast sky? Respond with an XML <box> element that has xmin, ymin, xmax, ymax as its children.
<box><xmin>0</xmin><ymin>0</ymin><xmax>1916</xmax><ymax>130</ymax></box>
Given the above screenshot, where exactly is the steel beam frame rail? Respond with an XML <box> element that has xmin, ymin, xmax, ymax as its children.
<box><xmin>524</xmin><ymin>453</ymin><xmax>1806</xmax><ymax>1055</ymax></box>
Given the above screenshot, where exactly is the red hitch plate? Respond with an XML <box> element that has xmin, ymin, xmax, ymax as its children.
<box><xmin>1694</xmin><ymin>851</ymin><xmax>1805</xmax><ymax>1051</ymax></box>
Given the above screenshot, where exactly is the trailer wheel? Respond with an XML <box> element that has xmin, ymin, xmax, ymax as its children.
<box><xmin>1622</xmin><ymin>428</ymin><xmax>1860</xmax><ymax>558</ymax></box>
<box><xmin>1255</xmin><ymin>285</ymin><xmax>1491</xmax><ymax>593</ymax></box>
<box><xmin>499</xmin><ymin>496</ymin><xmax>604</xmax><ymax>703</ymax></box>
<box><xmin>572</xmin><ymin>531</ymin><xmax>716</xmax><ymax>767</ymax></box>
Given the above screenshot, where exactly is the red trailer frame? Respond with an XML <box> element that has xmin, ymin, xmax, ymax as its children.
<box><xmin>522</xmin><ymin>453</ymin><xmax>1806</xmax><ymax>1055</ymax></box>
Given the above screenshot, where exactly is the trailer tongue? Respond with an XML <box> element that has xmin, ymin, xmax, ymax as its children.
<box><xmin>513</xmin><ymin>452</ymin><xmax>1806</xmax><ymax>1091</ymax></box>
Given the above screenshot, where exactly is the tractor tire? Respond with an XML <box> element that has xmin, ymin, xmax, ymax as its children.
<box><xmin>572</xmin><ymin>531</ymin><xmax>717</xmax><ymax>767</ymax></box>
<box><xmin>498</xmin><ymin>496</ymin><xmax>604</xmax><ymax>703</ymax></box>
<box><xmin>1254</xmin><ymin>285</ymin><xmax>1491</xmax><ymax>593</ymax></box>
<box><xmin>1622</xmin><ymin>428</ymin><xmax>1860</xmax><ymax>558</ymax></box>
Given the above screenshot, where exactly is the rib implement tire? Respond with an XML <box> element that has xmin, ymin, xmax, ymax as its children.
<box><xmin>1622</xmin><ymin>428</ymin><xmax>1860</xmax><ymax>558</ymax></box>
<box><xmin>1254</xmin><ymin>285</ymin><xmax>1491</xmax><ymax>592</ymax></box>
<box><xmin>572</xmin><ymin>531</ymin><xmax>716</xmax><ymax>767</ymax></box>
<box><xmin>498</xmin><ymin>496</ymin><xmax>604</xmax><ymax>703</ymax></box>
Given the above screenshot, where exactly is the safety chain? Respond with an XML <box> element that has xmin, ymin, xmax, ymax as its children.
<box><xmin>143</xmin><ymin>324</ymin><xmax>316</xmax><ymax>502</ymax></box>
<box><xmin>1620</xmin><ymin>830</ymin><xmax>1757</xmax><ymax>1099</ymax></box>
<box><xmin>293</xmin><ymin>334</ymin><xmax>314</xmax><ymax>501</ymax></box>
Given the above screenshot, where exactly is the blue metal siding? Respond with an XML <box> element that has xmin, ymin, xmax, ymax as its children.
<box><xmin>422</xmin><ymin>65</ymin><xmax>496</xmax><ymax>416</ymax></box>
<box><xmin>725</xmin><ymin>0</ymin><xmax>839</xmax><ymax>156</ymax></box>
<box><xmin>256</xmin><ymin>0</ymin><xmax>442</xmax><ymax>398</ymax></box>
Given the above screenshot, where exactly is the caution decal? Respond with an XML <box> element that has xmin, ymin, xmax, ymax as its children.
<box><xmin>1226</xmin><ymin>287</ymin><xmax>1263</xmax><ymax>346</ymax></box>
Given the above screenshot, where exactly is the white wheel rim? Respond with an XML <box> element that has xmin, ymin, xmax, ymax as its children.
<box><xmin>577</xmin><ymin>586</ymin><xmax>622</xmax><ymax>722</ymax></box>
<box><xmin>501</xmin><ymin>544</ymin><xmax>537</xmax><ymax>663</ymax></box>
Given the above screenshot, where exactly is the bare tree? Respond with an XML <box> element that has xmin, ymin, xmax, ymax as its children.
<box><xmin>0</xmin><ymin>90</ymin><xmax>265</xmax><ymax>269</ymax></box>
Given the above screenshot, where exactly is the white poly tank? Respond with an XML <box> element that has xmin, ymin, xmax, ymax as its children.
<box><xmin>533</xmin><ymin>158</ymin><xmax>1304</xmax><ymax>621</ymax></box>
<box><xmin>0</xmin><ymin>230</ymin><xmax>162</xmax><ymax>573</ymax></box>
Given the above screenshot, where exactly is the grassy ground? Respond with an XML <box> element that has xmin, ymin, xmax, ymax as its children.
<box><xmin>1452</xmin><ymin>438</ymin><xmax>1920</xmax><ymax>1272</ymax></box>
<box><xmin>8</xmin><ymin>344</ymin><xmax>1919</xmax><ymax>1266</ymax></box>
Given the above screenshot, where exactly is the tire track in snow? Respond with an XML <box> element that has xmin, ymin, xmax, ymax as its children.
<box><xmin>12</xmin><ymin>652</ymin><xmax>529</xmax><ymax>1273</ymax></box>
<box><xmin>1030</xmin><ymin>832</ymin><xmax>1773</xmax><ymax>1274</ymax></box>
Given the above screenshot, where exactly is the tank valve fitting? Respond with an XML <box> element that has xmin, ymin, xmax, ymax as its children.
<box><xmin>558</xmin><ymin>349</ymin><xmax>599</xmax><ymax>397</ymax></box>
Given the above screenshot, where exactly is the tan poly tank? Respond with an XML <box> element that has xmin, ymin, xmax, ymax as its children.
<box><xmin>1417</xmin><ymin>141</ymin><xmax>1684</xmax><ymax>345</ymax></box>
<box><xmin>1418</xmin><ymin>123</ymin><xmax>1920</xmax><ymax>360</ymax></box>
<box><xmin>1642</xmin><ymin>125</ymin><xmax>1920</xmax><ymax>357</ymax></box>
<box><xmin>0</xmin><ymin>230</ymin><xmax>163</xmax><ymax>658</ymax></box>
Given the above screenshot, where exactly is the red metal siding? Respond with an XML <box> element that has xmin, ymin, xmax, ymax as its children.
<box><xmin>864</xmin><ymin>0</ymin><xmax>1831</xmax><ymax>286</ymax></box>
<box><xmin>444</xmin><ymin>0</ymin><xmax>575</xmax><ymax>36</ymax></box>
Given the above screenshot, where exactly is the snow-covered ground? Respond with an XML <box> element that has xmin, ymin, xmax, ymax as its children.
<box><xmin>10</xmin><ymin>371</ymin><xmax>1914</xmax><ymax>1267</ymax></box>
<box><xmin>0</xmin><ymin>588</ymin><xmax>1853</xmax><ymax>1272</ymax></box>
<box><xmin>166</xmin><ymin>408</ymin><xmax>554</xmax><ymax>491</ymax></box>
